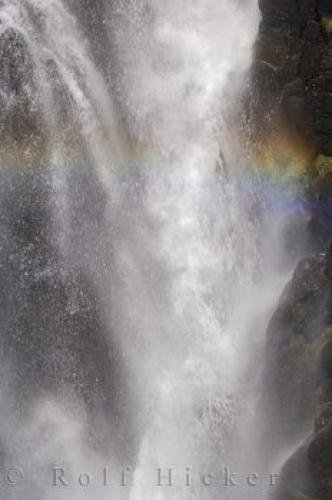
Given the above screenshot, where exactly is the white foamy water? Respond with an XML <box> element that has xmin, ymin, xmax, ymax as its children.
<box><xmin>0</xmin><ymin>1</ymin><xmax>298</xmax><ymax>499</ymax></box>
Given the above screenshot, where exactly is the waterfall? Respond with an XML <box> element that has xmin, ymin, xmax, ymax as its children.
<box><xmin>0</xmin><ymin>1</ymin><xmax>299</xmax><ymax>499</ymax></box>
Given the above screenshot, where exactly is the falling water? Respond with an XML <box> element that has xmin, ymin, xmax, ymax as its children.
<box><xmin>0</xmin><ymin>1</ymin><xmax>301</xmax><ymax>499</ymax></box>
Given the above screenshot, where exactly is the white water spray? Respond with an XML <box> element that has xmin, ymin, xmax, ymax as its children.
<box><xmin>0</xmin><ymin>1</ymin><xmax>298</xmax><ymax>499</ymax></box>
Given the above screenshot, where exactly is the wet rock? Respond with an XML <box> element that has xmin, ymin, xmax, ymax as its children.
<box><xmin>252</xmin><ymin>3</ymin><xmax>332</xmax><ymax>498</ymax></box>
<box><xmin>261</xmin><ymin>251</ymin><xmax>332</xmax><ymax>452</ymax></box>
<box><xmin>315</xmin><ymin>401</ymin><xmax>332</xmax><ymax>432</ymax></box>
<box><xmin>273</xmin><ymin>389</ymin><xmax>332</xmax><ymax>499</ymax></box>
<box><xmin>308</xmin><ymin>422</ymin><xmax>332</xmax><ymax>495</ymax></box>
<box><xmin>273</xmin><ymin>441</ymin><xmax>314</xmax><ymax>499</ymax></box>
<box><xmin>0</xmin><ymin>167</ymin><xmax>135</xmax><ymax>463</ymax></box>
<box><xmin>0</xmin><ymin>28</ymin><xmax>45</xmax><ymax>151</ymax></box>
<box><xmin>306</xmin><ymin>155</ymin><xmax>332</xmax><ymax>247</ymax></box>
<box><xmin>252</xmin><ymin>0</ymin><xmax>332</xmax><ymax>157</ymax></box>
<box><xmin>318</xmin><ymin>339</ymin><xmax>332</xmax><ymax>399</ymax></box>
<box><xmin>278</xmin><ymin>422</ymin><xmax>332</xmax><ymax>499</ymax></box>
<box><xmin>262</xmin><ymin>248</ymin><xmax>332</xmax><ymax>499</ymax></box>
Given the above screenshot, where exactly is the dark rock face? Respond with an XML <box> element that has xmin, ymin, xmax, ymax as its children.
<box><xmin>247</xmin><ymin>2</ymin><xmax>332</xmax><ymax>496</ymax></box>
<box><xmin>306</xmin><ymin>155</ymin><xmax>332</xmax><ymax>248</ymax></box>
<box><xmin>250</xmin><ymin>1</ymin><xmax>332</xmax><ymax>249</ymax></box>
<box><xmin>273</xmin><ymin>420</ymin><xmax>332</xmax><ymax>499</ymax></box>
<box><xmin>253</xmin><ymin>0</ymin><xmax>332</xmax><ymax>156</ymax></box>
<box><xmin>262</xmin><ymin>250</ymin><xmax>332</xmax><ymax>499</ymax></box>
<box><xmin>262</xmin><ymin>252</ymin><xmax>332</xmax><ymax>444</ymax></box>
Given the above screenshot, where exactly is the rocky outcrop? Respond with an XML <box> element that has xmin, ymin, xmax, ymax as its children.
<box><xmin>253</xmin><ymin>3</ymin><xmax>332</xmax><ymax>497</ymax></box>
<box><xmin>262</xmin><ymin>252</ymin><xmax>331</xmax><ymax>443</ymax></box>
<box><xmin>252</xmin><ymin>0</ymin><xmax>331</xmax><ymax>230</ymax></box>
<box><xmin>306</xmin><ymin>154</ymin><xmax>332</xmax><ymax>248</ymax></box>
<box><xmin>261</xmin><ymin>249</ymin><xmax>332</xmax><ymax>498</ymax></box>
<box><xmin>249</xmin><ymin>1</ymin><xmax>332</xmax><ymax>249</ymax></box>
<box><xmin>252</xmin><ymin>0</ymin><xmax>332</xmax><ymax>157</ymax></box>
<box><xmin>272</xmin><ymin>417</ymin><xmax>332</xmax><ymax>499</ymax></box>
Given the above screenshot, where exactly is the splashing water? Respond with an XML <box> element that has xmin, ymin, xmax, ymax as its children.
<box><xmin>0</xmin><ymin>1</ymin><xmax>300</xmax><ymax>499</ymax></box>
